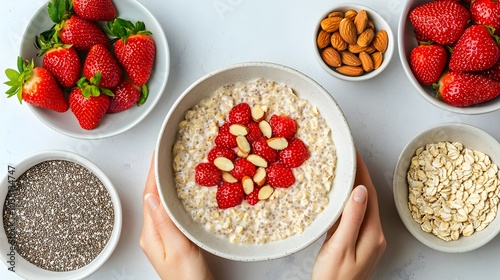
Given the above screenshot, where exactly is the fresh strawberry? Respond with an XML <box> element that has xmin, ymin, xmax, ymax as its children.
<box><xmin>437</xmin><ymin>71</ymin><xmax>500</xmax><ymax>107</ymax></box>
<box><xmin>266</xmin><ymin>164</ymin><xmax>295</xmax><ymax>188</ymax></box>
<box><xmin>214</xmin><ymin>123</ymin><xmax>237</xmax><ymax>148</ymax></box>
<box><xmin>269</xmin><ymin>115</ymin><xmax>297</xmax><ymax>139</ymax></box>
<box><xmin>84</xmin><ymin>44</ymin><xmax>122</xmax><ymax>89</ymax></box>
<box><xmin>216</xmin><ymin>182</ymin><xmax>244</xmax><ymax>209</ymax></box>
<box><xmin>107</xmin><ymin>19</ymin><xmax>156</xmax><ymax>86</ymax></box>
<box><xmin>245</xmin><ymin>186</ymin><xmax>261</xmax><ymax>205</ymax></box>
<box><xmin>69</xmin><ymin>76</ymin><xmax>113</xmax><ymax>129</ymax></box>
<box><xmin>251</xmin><ymin>137</ymin><xmax>278</xmax><ymax>163</ymax></box>
<box><xmin>35</xmin><ymin>31</ymin><xmax>81</xmax><ymax>88</ymax></box>
<box><xmin>231</xmin><ymin>158</ymin><xmax>256</xmax><ymax>181</ymax></box>
<box><xmin>279</xmin><ymin>138</ymin><xmax>310</xmax><ymax>168</ymax></box>
<box><xmin>207</xmin><ymin>146</ymin><xmax>237</xmax><ymax>163</ymax></box>
<box><xmin>108</xmin><ymin>78</ymin><xmax>147</xmax><ymax>113</ymax></box>
<box><xmin>409</xmin><ymin>1</ymin><xmax>470</xmax><ymax>45</ymax></box>
<box><xmin>483</xmin><ymin>60</ymin><xmax>500</xmax><ymax>82</ymax></box>
<box><xmin>194</xmin><ymin>162</ymin><xmax>221</xmax><ymax>186</ymax></box>
<box><xmin>73</xmin><ymin>0</ymin><xmax>117</xmax><ymax>21</ymax></box>
<box><xmin>409</xmin><ymin>44</ymin><xmax>448</xmax><ymax>85</ymax></box>
<box><xmin>246</xmin><ymin>121</ymin><xmax>263</xmax><ymax>143</ymax></box>
<box><xmin>228</xmin><ymin>103</ymin><xmax>251</xmax><ymax>124</ymax></box>
<box><xmin>470</xmin><ymin>0</ymin><xmax>500</xmax><ymax>35</ymax></box>
<box><xmin>5</xmin><ymin>57</ymin><xmax>68</xmax><ymax>112</ymax></box>
<box><xmin>449</xmin><ymin>25</ymin><xmax>500</xmax><ymax>72</ymax></box>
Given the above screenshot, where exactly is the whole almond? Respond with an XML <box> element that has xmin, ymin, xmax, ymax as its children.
<box><xmin>357</xmin><ymin>28</ymin><xmax>375</xmax><ymax>47</ymax></box>
<box><xmin>344</xmin><ymin>10</ymin><xmax>357</xmax><ymax>21</ymax></box>
<box><xmin>373</xmin><ymin>30</ymin><xmax>388</xmax><ymax>53</ymax></box>
<box><xmin>321</xmin><ymin>47</ymin><xmax>342</xmax><ymax>67</ymax></box>
<box><xmin>367</xmin><ymin>20</ymin><xmax>375</xmax><ymax>30</ymax></box>
<box><xmin>359</xmin><ymin>51</ymin><xmax>374</xmax><ymax>72</ymax></box>
<box><xmin>320</xmin><ymin>17</ymin><xmax>342</xmax><ymax>33</ymax></box>
<box><xmin>371</xmin><ymin>52</ymin><xmax>383</xmax><ymax>70</ymax></box>
<box><xmin>348</xmin><ymin>44</ymin><xmax>377</xmax><ymax>54</ymax></box>
<box><xmin>317</xmin><ymin>30</ymin><xmax>331</xmax><ymax>49</ymax></box>
<box><xmin>330</xmin><ymin>32</ymin><xmax>347</xmax><ymax>51</ymax></box>
<box><xmin>328</xmin><ymin>11</ymin><xmax>344</xmax><ymax>18</ymax></box>
<box><xmin>340</xmin><ymin>51</ymin><xmax>362</xmax><ymax>66</ymax></box>
<box><xmin>354</xmin><ymin>10</ymin><xmax>368</xmax><ymax>34</ymax></box>
<box><xmin>336</xmin><ymin>65</ymin><xmax>364</xmax><ymax>76</ymax></box>
<box><xmin>339</xmin><ymin>18</ymin><xmax>357</xmax><ymax>45</ymax></box>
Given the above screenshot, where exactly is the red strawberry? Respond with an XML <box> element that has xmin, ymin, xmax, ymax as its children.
<box><xmin>269</xmin><ymin>115</ymin><xmax>297</xmax><ymax>139</ymax></box>
<box><xmin>69</xmin><ymin>76</ymin><xmax>113</xmax><ymax>129</ymax></box>
<box><xmin>483</xmin><ymin>60</ymin><xmax>500</xmax><ymax>82</ymax></box>
<box><xmin>194</xmin><ymin>162</ymin><xmax>221</xmax><ymax>186</ymax></box>
<box><xmin>266</xmin><ymin>164</ymin><xmax>295</xmax><ymax>188</ymax></box>
<box><xmin>251</xmin><ymin>137</ymin><xmax>278</xmax><ymax>163</ymax></box>
<box><xmin>108</xmin><ymin>19</ymin><xmax>156</xmax><ymax>86</ymax></box>
<box><xmin>216</xmin><ymin>182</ymin><xmax>244</xmax><ymax>209</ymax></box>
<box><xmin>207</xmin><ymin>146</ymin><xmax>236</xmax><ymax>163</ymax></box>
<box><xmin>245</xmin><ymin>186</ymin><xmax>261</xmax><ymax>205</ymax></box>
<box><xmin>5</xmin><ymin>57</ymin><xmax>68</xmax><ymax>112</ymax></box>
<box><xmin>108</xmin><ymin>79</ymin><xmax>147</xmax><ymax>113</ymax></box>
<box><xmin>246</xmin><ymin>121</ymin><xmax>262</xmax><ymax>143</ymax></box>
<box><xmin>409</xmin><ymin>44</ymin><xmax>448</xmax><ymax>85</ymax></box>
<box><xmin>84</xmin><ymin>44</ymin><xmax>122</xmax><ymax>89</ymax></box>
<box><xmin>279</xmin><ymin>138</ymin><xmax>310</xmax><ymax>168</ymax></box>
<box><xmin>409</xmin><ymin>1</ymin><xmax>470</xmax><ymax>45</ymax></box>
<box><xmin>231</xmin><ymin>158</ymin><xmax>256</xmax><ymax>181</ymax></box>
<box><xmin>73</xmin><ymin>0</ymin><xmax>117</xmax><ymax>21</ymax></box>
<box><xmin>437</xmin><ymin>71</ymin><xmax>500</xmax><ymax>107</ymax></box>
<box><xmin>470</xmin><ymin>0</ymin><xmax>500</xmax><ymax>35</ymax></box>
<box><xmin>228</xmin><ymin>103</ymin><xmax>251</xmax><ymax>124</ymax></box>
<box><xmin>215</xmin><ymin>123</ymin><xmax>237</xmax><ymax>148</ymax></box>
<box><xmin>449</xmin><ymin>25</ymin><xmax>500</xmax><ymax>72</ymax></box>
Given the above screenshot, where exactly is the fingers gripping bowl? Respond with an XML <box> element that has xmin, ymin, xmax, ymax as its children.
<box><xmin>155</xmin><ymin>62</ymin><xmax>356</xmax><ymax>261</ymax></box>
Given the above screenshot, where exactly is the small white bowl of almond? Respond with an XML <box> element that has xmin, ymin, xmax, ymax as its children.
<box><xmin>393</xmin><ymin>123</ymin><xmax>500</xmax><ymax>253</ymax></box>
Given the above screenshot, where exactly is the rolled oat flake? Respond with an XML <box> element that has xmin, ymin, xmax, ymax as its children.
<box><xmin>2</xmin><ymin>160</ymin><xmax>114</xmax><ymax>272</ymax></box>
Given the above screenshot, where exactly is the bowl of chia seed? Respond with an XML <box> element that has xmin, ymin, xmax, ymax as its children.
<box><xmin>0</xmin><ymin>150</ymin><xmax>122</xmax><ymax>279</ymax></box>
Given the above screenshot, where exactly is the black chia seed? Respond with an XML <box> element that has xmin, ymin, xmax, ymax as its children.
<box><xmin>2</xmin><ymin>160</ymin><xmax>114</xmax><ymax>272</ymax></box>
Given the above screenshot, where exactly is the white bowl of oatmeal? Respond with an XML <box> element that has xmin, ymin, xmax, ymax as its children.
<box><xmin>155</xmin><ymin>62</ymin><xmax>356</xmax><ymax>261</ymax></box>
<box><xmin>393</xmin><ymin>123</ymin><xmax>500</xmax><ymax>253</ymax></box>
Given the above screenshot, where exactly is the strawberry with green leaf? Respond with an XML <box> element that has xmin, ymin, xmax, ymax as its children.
<box><xmin>107</xmin><ymin>18</ymin><xmax>156</xmax><ymax>86</ymax></box>
<box><xmin>69</xmin><ymin>74</ymin><xmax>113</xmax><ymax>130</ymax></box>
<box><xmin>4</xmin><ymin>57</ymin><xmax>68</xmax><ymax>112</ymax></box>
<box><xmin>83</xmin><ymin>44</ymin><xmax>122</xmax><ymax>89</ymax></box>
<box><xmin>73</xmin><ymin>0</ymin><xmax>117</xmax><ymax>21</ymax></box>
<box><xmin>108</xmin><ymin>78</ymin><xmax>148</xmax><ymax>113</ymax></box>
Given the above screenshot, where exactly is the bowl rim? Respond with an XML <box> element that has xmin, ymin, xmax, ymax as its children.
<box><xmin>393</xmin><ymin>122</ymin><xmax>500</xmax><ymax>253</ymax></box>
<box><xmin>155</xmin><ymin>61</ymin><xmax>356</xmax><ymax>261</ymax></box>
<box><xmin>0</xmin><ymin>150</ymin><xmax>122</xmax><ymax>279</ymax></box>
<box><xmin>313</xmin><ymin>3</ymin><xmax>395</xmax><ymax>81</ymax></box>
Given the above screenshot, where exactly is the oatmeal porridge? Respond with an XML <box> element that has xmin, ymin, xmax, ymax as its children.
<box><xmin>172</xmin><ymin>78</ymin><xmax>336</xmax><ymax>244</ymax></box>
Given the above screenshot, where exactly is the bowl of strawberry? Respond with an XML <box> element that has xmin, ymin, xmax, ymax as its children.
<box><xmin>4</xmin><ymin>0</ymin><xmax>169</xmax><ymax>139</ymax></box>
<box><xmin>398</xmin><ymin>0</ymin><xmax>500</xmax><ymax>114</ymax></box>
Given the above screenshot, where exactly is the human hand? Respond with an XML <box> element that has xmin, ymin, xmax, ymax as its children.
<box><xmin>311</xmin><ymin>152</ymin><xmax>386</xmax><ymax>280</ymax></box>
<box><xmin>139</xmin><ymin>153</ymin><xmax>214</xmax><ymax>280</ymax></box>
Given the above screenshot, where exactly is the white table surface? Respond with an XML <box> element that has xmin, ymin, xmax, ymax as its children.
<box><xmin>2</xmin><ymin>0</ymin><xmax>500</xmax><ymax>279</ymax></box>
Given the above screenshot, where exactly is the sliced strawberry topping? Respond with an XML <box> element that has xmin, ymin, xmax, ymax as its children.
<box><xmin>246</xmin><ymin>121</ymin><xmax>263</xmax><ymax>143</ymax></box>
<box><xmin>228</xmin><ymin>103</ymin><xmax>251</xmax><ymax>125</ymax></box>
<box><xmin>231</xmin><ymin>158</ymin><xmax>256</xmax><ymax>181</ymax></box>
<box><xmin>252</xmin><ymin>137</ymin><xmax>278</xmax><ymax>163</ymax></box>
<box><xmin>207</xmin><ymin>146</ymin><xmax>237</xmax><ymax>163</ymax></box>
<box><xmin>266</xmin><ymin>164</ymin><xmax>295</xmax><ymax>188</ymax></box>
<box><xmin>195</xmin><ymin>163</ymin><xmax>221</xmax><ymax>186</ymax></box>
<box><xmin>214</xmin><ymin>123</ymin><xmax>237</xmax><ymax>148</ymax></box>
<box><xmin>279</xmin><ymin>138</ymin><xmax>310</xmax><ymax>168</ymax></box>
<box><xmin>269</xmin><ymin>115</ymin><xmax>297</xmax><ymax>139</ymax></box>
<box><xmin>245</xmin><ymin>187</ymin><xmax>261</xmax><ymax>205</ymax></box>
<box><xmin>216</xmin><ymin>182</ymin><xmax>244</xmax><ymax>209</ymax></box>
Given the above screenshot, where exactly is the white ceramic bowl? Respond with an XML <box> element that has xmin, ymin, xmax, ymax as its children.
<box><xmin>393</xmin><ymin>123</ymin><xmax>500</xmax><ymax>253</ymax></box>
<box><xmin>398</xmin><ymin>0</ymin><xmax>500</xmax><ymax>114</ymax></box>
<box><xmin>155</xmin><ymin>62</ymin><xmax>356</xmax><ymax>261</ymax></box>
<box><xmin>19</xmin><ymin>0</ymin><xmax>170</xmax><ymax>139</ymax></box>
<box><xmin>313</xmin><ymin>3</ymin><xmax>394</xmax><ymax>81</ymax></box>
<box><xmin>0</xmin><ymin>150</ymin><xmax>122</xmax><ymax>279</ymax></box>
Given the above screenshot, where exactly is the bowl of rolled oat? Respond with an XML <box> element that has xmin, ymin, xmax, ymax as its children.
<box><xmin>0</xmin><ymin>150</ymin><xmax>122</xmax><ymax>279</ymax></box>
<box><xmin>393</xmin><ymin>123</ymin><xmax>500</xmax><ymax>253</ymax></box>
<box><xmin>155</xmin><ymin>62</ymin><xmax>356</xmax><ymax>261</ymax></box>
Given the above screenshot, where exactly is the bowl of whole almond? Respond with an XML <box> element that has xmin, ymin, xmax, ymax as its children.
<box><xmin>4</xmin><ymin>0</ymin><xmax>169</xmax><ymax>139</ymax></box>
<box><xmin>314</xmin><ymin>4</ymin><xmax>394</xmax><ymax>81</ymax></box>
<box><xmin>399</xmin><ymin>0</ymin><xmax>500</xmax><ymax>114</ymax></box>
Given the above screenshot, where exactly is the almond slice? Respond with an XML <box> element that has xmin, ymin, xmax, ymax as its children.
<box><xmin>267</xmin><ymin>137</ymin><xmax>288</xmax><ymax>150</ymax></box>
<box><xmin>213</xmin><ymin>157</ymin><xmax>234</xmax><ymax>171</ymax></box>
<box><xmin>247</xmin><ymin>154</ymin><xmax>268</xmax><ymax>168</ymax></box>
<box><xmin>229</xmin><ymin>124</ymin><xmax>249</xmax><ymax>136</ymax></box>
<box><xmin>259</xmin><ymin>120</ymin><xmax>272</xmax><ymax>138</ymax></box>
<box><xmin>236</xmin><ymin>148</ymin><xmax>249</xmax><ymax>158</ymax></box>
<box><xmin>242</xmin><ymin>176</ymin><xmax>254</xmax><ymax>195</ymax></box>
<box><xmin>253</xmin><ymin>167</ymin><xmax>267</xmax><ymax>186</ymax></box>
<box><xmin>251</xmin><ymin>104</ymin><xmax>266</xmax><ymax>122</ymax></box>
<box><xmin>222</xmin><ymin>171</ymin><xmax>238</xmax><ymax>183</ymax></box>
<box><xmin>258</xmin><ymin>185</ymin><xmax>274</xmax><ymax>200</ymax></box>
<box><xmin>236</xmin><ymin>135</ymin><xmax>251</xmax><ymax>153</ymax></box>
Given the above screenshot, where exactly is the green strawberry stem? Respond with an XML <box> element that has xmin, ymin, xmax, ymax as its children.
<box><xmin>106</xmin><ymin>18</ymin><xmax>152</xmax><ymax>44</ymax></box>
<box><xmin>35</xmin><ymin>29</ymin><xmax>69</xmax><ymax>56</ymax></box>
<box><xmin>137</xmin><ymin>84</ymin><xmax>148</xmax><ymax>106</ymax></box>
<box><xmin>4</xmin><ymin>57</ymin><xmax>34</xmax><ymax>104</ymax></box>
<box><xmin>77</xmin><ymin>73</ymin><xmax>114</xmax><ymax>98</ymax></box>
<box><xmin>47</xmin><ymin>0</ymin><xmax>72</xmax><ymax>24</ymax></box>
